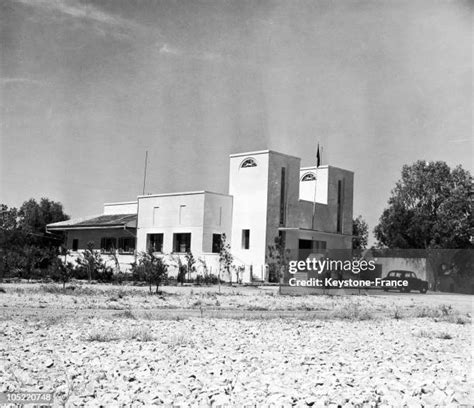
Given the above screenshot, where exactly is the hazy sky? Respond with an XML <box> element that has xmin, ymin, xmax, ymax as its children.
<box><xmin>1</xmin><ymin>0</ymin><xmax>472</xmax><ymax>244</ymax></box>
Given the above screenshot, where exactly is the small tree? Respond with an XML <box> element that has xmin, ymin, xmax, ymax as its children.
<box><xmin>76</xmin><ymin>241</ymin><xmax>112</xmax><ymax>282</ymax></box>
<box><xmin>184</xmin><ymin>252</ymin><xmax>196</xmax><ymax>282</ymax></box>
<box><xmin>198</xmin><ymin>257</ymin><xmax>208</xmax><ymax>280</ymax></box>
<box><xmin>234</xmin><ymin>265</ymin><xmax>245</xmax><ymax>284</ymax></box>
<box><xmin>173</xmin><ymin>255</ymin><xmax>187</xmax><ymax>285</ymax></box>
<box><xmin>109</xmin><ymin>251</ymin><xmax>121</xmax><ymax>274</ymax></box>
<box><xmin>196</xmin><ymin>257</ymin><xmax>216</xmax><ymax>285</ymax></box>
<box><xmin>218</xmin><ymin>233</ymin><xmax>233</xmax><ymax>285</ymax></box>
<box><xmin>266</xmin><ymin>235</ymin><xmax>291</xmax><ymax>283</ymax></box>
<box><xmin>352</xmin><ymin>215</ymin><xmax>369</xmax><ymax>250</ymax></box>
<box><xmin>82</xmin><ymin>241</ymin><xmax>96</xmax><ymax>283</ymax></box>
<box><xmin>20</xmin><ymin>245</ymin><xmax>43</xmax><ymax>280</ymax></box>
<box><xmin>50</xmin><ymin>258</ymin><xmax>75</xmax><ymax>289</ymax></box>
<box><xmin>135</xmin><ymin>250</ymin><xmax>168</xmax><ymax>294</ymax></box>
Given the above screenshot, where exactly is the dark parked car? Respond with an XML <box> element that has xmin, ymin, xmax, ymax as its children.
<box><xmin>381</xmin><ymin>270</ymin><xmax>428</xmax><ymax>293</ymax></box>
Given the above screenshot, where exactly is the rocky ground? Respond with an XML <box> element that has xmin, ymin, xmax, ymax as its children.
<box><xmin>0</xmin><ymin>283</ymin><xmax>472</xmax><ymax>407</ymax></box>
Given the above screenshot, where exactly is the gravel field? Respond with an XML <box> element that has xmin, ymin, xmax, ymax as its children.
<box><xmin>0</xmin><ymin>283</ymin><xmax>472</xmax><ymax>407</ymax></box>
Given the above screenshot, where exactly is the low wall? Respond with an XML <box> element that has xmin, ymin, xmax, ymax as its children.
<box><xmin>376</xmin><ymin>257</ymin><xmax>427</xmax><ymax>281</ymax></box>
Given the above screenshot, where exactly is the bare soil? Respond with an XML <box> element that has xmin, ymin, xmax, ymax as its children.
<box><xmin>0</xmin><ymin>283</ymin><xmax>472</xmax><ymax>407</ymax></box>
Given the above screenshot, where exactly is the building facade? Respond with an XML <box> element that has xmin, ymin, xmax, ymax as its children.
<box><xmin>47</xmin><ymin>149</ymin><xmax>354</xmax><ymax>282</ymax></box>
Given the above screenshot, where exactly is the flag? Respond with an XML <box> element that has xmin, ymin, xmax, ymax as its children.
<box><xmin>316</xmin><ymin>143</ymin><xmax>321</xmax><ymax>167</ymax></box>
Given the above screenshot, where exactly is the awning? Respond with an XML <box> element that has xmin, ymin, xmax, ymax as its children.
<box><xmin>46</xmin><ymin>213</ymin><xmax>137</xmax><ymax>231</ymax></box>
<box><xmin>278</xmin><ymin>227</ymin><xmax>353</xmax><ymax>238</ymax></box>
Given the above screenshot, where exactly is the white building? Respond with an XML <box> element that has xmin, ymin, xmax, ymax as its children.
<box><xmin>47</xmin><ymin>149</ymin><xmax>354</xmax><ymax>283</ymax></box>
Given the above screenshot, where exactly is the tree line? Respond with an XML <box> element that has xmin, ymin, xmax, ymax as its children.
<box><xmin>1</xmin><ymin>161</ymin><xmax>472</xmax><ymax>284</ymax></box>
<box><xmin>0</xmin><ymin>198</ymin><xmax>69</xmax><ymax>280</ymax></box>
<box><xmin>352</xmin><ymin>161</ymin><xmax>472</xmax><ymax>251</ymax></box>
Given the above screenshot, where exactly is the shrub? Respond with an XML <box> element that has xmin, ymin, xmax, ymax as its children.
<box><xmin>205</xmin><ymin>274</ymin><xmax>219</xmax><ymax>285</ymax></box>
<box><xmin>438</xmin><ymin>332</ymin><xmax>453</xmax><ymax>340</ymax></box>
<box><xmin>39</xmin><ymin>284</ymin><xmax>65</xmax><ymax>294</ymax></box>
<box><xmin>166</xmin><ymin>334</ymin><xmax>194</xmax><ymax>349</ymax></box>
<box><xmin>195</xmin><ymin>274</ymin><xmax>203</xmax><ymax>285</ymax></box>
<box><xmin>195</xmin><ymin>274</ymin><xmax>219</xmax><ymax>285</ymax></box>
<box><xmin>440</xmin><ymin>304</ymin><xmax>453</xmax><ymax>316</ymax></box>
<box><xmin>131</xmin><ymin>250</ymin><xmax>168</xmax><ymax>294</ymax></box>
<box><xmin>331</xmin><ymin>303</ymin><xmax>374</xmax><ymax>321</ymax></box>
<box><xmin>75</xmin><ymin>243</ymin><xmax>114</xmax><ymax>283</ymax></box>
<box><xmin>414</xmin><ymin>330</ymin><xmax>454</xmax><ymax>340</ymax></box>
<box><xmin>172</xmin><ymin>254</ymin><xmax>189</xmax><ymax>285</ymax></box>
<box><xmin>49</xmin><ymin>258</ymin><xmax>75</xmax><ymax>288</ymax></box>
<box><xmin>115</xmin><ymin>310</ymin><xmax>136</xmax><ymax>319</ymax></box>
<box><xmin>128</xmin><ymin>327</ymin><xmax>154</xmax><ymax>342</ymax></box>
<box><xmin>247</xmin><ymin>305</ymin><xmax>269</xmax><ymax>311</ymax></box>
<box><xmin>393</xmin><ymin>307</ymin><xmax>403</xmax><ymax>320</ymax></box>
<box><xmin>87</xmin><ymin>327</ymin><xmax>154</xmax><ymax>342</ymax></box>
<box><xmin>177</xmin><ymin>263</ymin><xmax>187</xmax><ymax>284</ymax></box>
<box><xmin>87</xmin><ymin>331</ymin><xmax>118</xmax><ymax>342</ymax></box>
<box><xmin>414</xmin><ymin>304</ymin><xmax>470</xmax><ymax>324</ymax></box>
<box><xmin>451</xmin><ymin>315</ymin><xmax>470</xmax><ymax>325</ymax></box>
<box><xmin>416</xmin><ymin>304</ymin><xmax>453</xmax><ymax>318</ymax></box>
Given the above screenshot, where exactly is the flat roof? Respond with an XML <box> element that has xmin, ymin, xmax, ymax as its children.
<box><xmin>137</xmin><ymin>190</ymin><xmax>231</xmax><ymax>199</ymax></box>
<box><xmin>300</xmin><ymin>165</ymin><xmax>329</xmax><ymax>171</ymax></box>
<box><xmin>229</xmin><ymin>149</ymin><xmax>301</xmax><ymax>160</ymax></box>
<box><xmin>103</xmin><ymin>201</ymin><xmax>137</xmax><ymax>206</ymax></box>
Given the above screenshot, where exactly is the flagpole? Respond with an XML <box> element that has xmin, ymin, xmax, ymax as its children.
<box><xmin>311</xmin><ymin>143</ymin><xmax>320</xmax><ymax>230</ymax></box>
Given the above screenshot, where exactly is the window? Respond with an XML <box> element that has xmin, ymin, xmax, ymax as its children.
<box><xmin>173</xmin><ymin>233</ymin><xmax>191</xmax><ymax>253</ymax></box>
<box><xmin>337</xmin><ymin>179</ymin><xmax>344</xmax><ymax>233</ymax></box>
<box><xmin>242</xmin><ymin>229</ymin><xmax>250</xmax><ymax>250</ymax></box>
<box><xmin>118</xmin><ymin>237</ymin><xmax>135</xmax><ymax>253</ymax></box>
<box><xmin>313</xmin><ymin>240</ymin><xmax>326</xmax><ymax>252</ymax></box>
<box><xmin>212</xmin><ymin>234</ymin><xmax>222</xmax><ymax>253</ymax></box>
<box><xmin>298</xmin><ymin>239</ymin><xmax>326</xmax><ymax>253</ymax></box>
<box><xmin>388</xmin><ymin>271</ymin><xmax>405</xmax><ymax>278</ymax></box>
<box><xmin>299</xmin><ymin>239</ymin><xmax>312</xmax><ymax>250</ymax></box>
<box><xmin>100</xmin><ymin>237</ymin><xmax>117</xmax><ymax>253</ymax></box>
<box><xmin>241</xmin><ymin>158</ymin><xmax>257</xmax><ymax>168</ymax></box>
<box><xmin>72</xmin><ymin>239</ymin><xmax>79</xmax><ymax>251</ymax></box>
<box><xmin>147</xmin><ymin>233</ymin><xmax>163</xmax><ymax>252</ymax></box>
<box><xmin>280</xmin><ymin>167</ymin><xmax>286</xmax><ymax>226</ymax></box>
<box><xmin>301</xmin><ymin>172</ymin><xmax>316</xmax><ymax>181</ymax></box>
<box><xmin>298</xmin><ymin>239</ymin><xmax>312</xmax><ymax>261</ymax></box>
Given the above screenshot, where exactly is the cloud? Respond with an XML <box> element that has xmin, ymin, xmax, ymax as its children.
<box><xmin>12</xmin><ymin>0</ymin><xmax>150</xmax><ymax>39</ymax></box>
<box><xmin>158</xmin><ymin>44</ymin><xmax>226</xmax><ymax>64</ymax></box>
<box><xmin>157</xmin><ymin>43</ymin><xmax>222</xmax><ymax>62</ymax></box>
<box><xmin>158</xmin><ymin>43</ymin><xmax>182</xmax><ymax>56</ymax></box>
<box><xmin>0</xmin><ymin>77</ymin><xmax>47</xmax><ymax>86</ymax></box>
<box><xmin>448</xmin><ymin>139</ymin><xmax>472</xmax><ymax>144</ymax></box>
<box><xmin>157</xmin><ymin>43</ymin><xmax>258</xmax><ymax>70</ymax></box>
